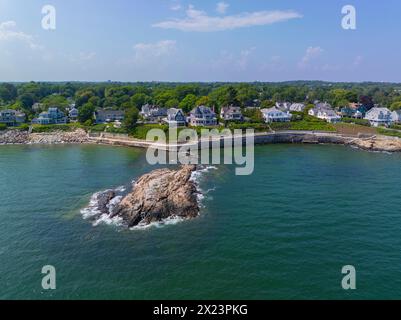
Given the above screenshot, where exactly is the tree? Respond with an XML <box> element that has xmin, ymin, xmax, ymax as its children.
<box><xmin>179</xmin><ymin>94</ymin><xmax>197</xmax><ymax>113</ymax></box>
<box><xmin>390</xmin><ymin>101</ymin><xmax>401</xmax><ymax>111</ymax></box>
<box><xmin>131</xmin><ymin>93</ymin><xmax>150</xmax><ymax>109</ymax></box>
<box><xmin>123</xmin><ymin>107</ymin><xmax>139</xmax><ymax>131</ymax></box>
<box><xmin>260</xmin><ymin>100</ymin><xmax>275</xmax><ymax>108</ymax></box>
<box><xmin>165</xmin><ymin>99</ymin><xmax>180</xmax><ymax>109</ymax></box>
<box><xmin>329</xmin><ymin>89</ymin><xmax>358</xmax><ymax>108</ymax></box>
<box><xmin>18</xmin><ymin>93</ymin><xmax>35</xmax><ymax>109</ymax></box>
<box><xmin>304</xmin><ymin>104</ymin><xmax>315</xmax><ymax>116</ymax></box>
<box><xmin>41</xmin><ymin>94</ymin><xmax>69</xmax><ymax>110</ymax></box>
<box><xmin>75</xmin><ymin>89</ymin><xmax>96</xmax><ymax>108</ymax></box>
<box><xmin>236</xmin><ymin>84</ymin><xmax>258</xmax><ymax>107</ymax></box>
<box><xmin>78</xmin><ymin>103</ymin><xmax>95</xmax><ymax>123</ymax></box>
<box><xmin>0</xmin><ymin>83</ymin><xmax>17</xmax><ymax>102</ymax></box>
<box><xmin>209</xmin><ymin>86</ymin><xmax>239</xmax><ymax>108</ymax></box>
<box><xmin>243</xmin><ymin>108</ymin><xmax>264</xmax><ymax>123</ymax></box>
<box><xmin>155</xmin><ymin>90</ymin><xmax>178</xmax><ymax>107</ymax></box>
<box><xmin>196</xmin><ymin>96</ymin><xmax>210</xmax><ymax>107</ymax></box>
<box><xmin>359</xmin><ymin>96</ymin><xmax>374</xmax><ymax>110</ymax></box>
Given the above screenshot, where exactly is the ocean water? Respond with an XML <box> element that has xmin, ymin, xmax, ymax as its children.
<box><xmin>1</xmin><ymin>143</ymin><xmax>401</xmax><ymax>300</ymax></box>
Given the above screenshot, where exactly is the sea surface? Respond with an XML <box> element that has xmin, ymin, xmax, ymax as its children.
<box><xmin>1</xmin><ymin>143</ymin><xmax>401</xmax><ymax>300</ymax></box>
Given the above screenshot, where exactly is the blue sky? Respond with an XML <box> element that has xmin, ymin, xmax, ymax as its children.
<box><xmin>0</xmin><ymin>0</ymin><xmax>399</xmax><ymax>82</ymax></box>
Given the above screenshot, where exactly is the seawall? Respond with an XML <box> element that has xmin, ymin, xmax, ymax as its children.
<box><xmin>89</xmin><ymin>131</ymin><xmax>401</xmax><ymax>153</ymax></box>
<box><xmin>2</xmin><ymin>129</ymin><xmax>401</xmax><ymax>153</ymax></box>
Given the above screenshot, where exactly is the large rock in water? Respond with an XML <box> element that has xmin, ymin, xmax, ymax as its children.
<box><xmin>111</xmin><ymin>165</ymin><xmax>199</xmax><ymax>227</ymax></box>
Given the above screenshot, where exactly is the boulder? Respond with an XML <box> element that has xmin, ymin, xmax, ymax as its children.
<box><xmin>111</xmin><ymin>165</ymin><xmax>199</xmax><ymax>227</ymax></box>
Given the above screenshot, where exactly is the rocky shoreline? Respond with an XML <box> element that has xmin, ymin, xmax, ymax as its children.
<box><xmin>85</xmin><ymin>165</ymin><xmax>200</xmax><ymax>228</ymax></box>
<box><xmin>253</xmin><ymin>132</ymin><xmax>401</xmax><ymax>153</ymax></box>
<box><xmin>2</xmin><ymin>128</ymin><xmax>401</xmax><ymax>153</ymax></box>
<box><xmin>0</xmin><ymin>129</ymin><xmax>89</xmax><ymax>145</ymax></box>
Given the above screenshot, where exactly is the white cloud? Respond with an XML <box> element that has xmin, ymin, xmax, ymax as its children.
<box><xmin>238</xmin><ymin>47</ymin><xmax>256</xmax><ymax>70</ymax></box>
<box><xmin>153</xmin><ymin>5</ymin><xmax>302</xmax><ymax>32</ymax></box>
<box><xmin>134</xmin><ymin>40</ymin><xmax>176</xmax><ymax>58</ymax></box>
<box><xmin>0</xmin><ymin>20</ymin><xmax>41</xmax><ymax>50</ymax></box>
<box><xmin>132</xmin><ymin>40</ymin><xmax>177</xmax><ymax>67</ymax></box>
<box><xmin>353</xmin><ymin>55</ymin><xmax>363</xmax><ymax>67</ymax></box>
<box><xmin>213</xmin><ymin>47</ymin><xmax>256</xmax><ymax>71</ymax></box>
<box><xmin>299</xmin><ymin>46</ymin><xmax>324</xmax><ymax>68</ymax></box>
<box><xmin>261</xmin><ymin>55</ymin><xmax>285</xmax><ymax>71</ymax></box>
<box><xmin>170</xmin><ymin>1</ymin><xmax>182</xmax><ymax>11</ymax></box>
<box><xmin>216</xmin><ymin>2</ymin><xmax>229</xmax><ymax>14</ymax></box>
<box><xmin>79</xmin><ymin>52</ymin><xmax>96</xmax><ymax>61</ymax></box>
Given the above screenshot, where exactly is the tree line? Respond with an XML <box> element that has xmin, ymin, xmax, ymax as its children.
<box><xmin>1</xmin><ymin>81</ymin><xmax>401</xmax><ymax>124</ymax></box>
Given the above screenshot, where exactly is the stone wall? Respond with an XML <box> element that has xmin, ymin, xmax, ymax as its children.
<box><xmin>0</xmin><ymin>129</ymin><xmax>89</xmax><ymax>145</ymax></box>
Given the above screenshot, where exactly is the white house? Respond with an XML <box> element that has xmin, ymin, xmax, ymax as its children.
<box><xmin>391</xmin><ymin>110</ymin><xmax>401</xmax><ymax>124</ymax></box>
<box><xmin>32</xmin><ymin>108</ymin><xmax>68</xmax><ymax>125</ymax></box>
<box><xmin>364</xmin><ymin>107</ymin><xmax>393</xmax><ymax>127</ymax></box>
<box><xmin>220</xmin><ymin>106</ymin><xmax>243</xmax><ymax>122</ymax></box>
<box><xmin>140</xmin><ymin>104</ymin><xmax>167</xmax><ymax>122</ymax></box>
<box><xmin>309</xmin><ymin>103</ymin><xmax>341</xmax><ymax>123</ymax></box>
<box><xmin>164</xmin><ymin>108</ymin><xmax>186</xmax><ymax>127</ymax></box>
<box><xmin>261</xmin><ymin>107</ymin><xmax>292</xmax><ymax>123</ymax></box>
<box><xmin>188</xmin><ymin>106</ymin><xmax>217</xmax><ymax>127</ymax></box>
<box><xmin>275</xmin><ymin>102</ymin><xmax>292</xmax><ymax>112</ymax></box>
<box><xmin>68</xmin><ymin>107</ymin><xmax>79</xmax><ymax>121</ymax></box>
<box><xmin>0</xmin><ymin>109</ymin><xmax>26</xmax><ymax>127</ymax></box>
<box><xmin>93</xmin><ymin>109</ymin><xmax>125</xmax><ymax>124</ymax></box>
<box><xmin>289</xmin><ymin>103</ymin><xmax>306</xmax><ymax>112</ymax></box>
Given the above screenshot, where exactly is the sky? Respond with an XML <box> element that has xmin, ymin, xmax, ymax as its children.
<box><xmin>0</xmin><ymin>0</ymin><xmax>400</xmax><ymax>82</ymax></box>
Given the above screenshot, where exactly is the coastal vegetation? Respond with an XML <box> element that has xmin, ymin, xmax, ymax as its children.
<box><xmin>1</xmin><ymin>81</ymin><xmax>401</xmax><ymax>120</ymax></box>
<box><xmin>2</xmin><ymin>81</ymin><xmax>401</xmax><ymax>140</ymax></box>
<box><xmin>377</xmin><ymin>128</ymin><xmax>401</xmax><ymax>139</ymax></box>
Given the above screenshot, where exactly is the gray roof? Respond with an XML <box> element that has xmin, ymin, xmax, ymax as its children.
<box><xmin>191</xmin><ymin>106</ymin><xmax>215</xmax><ymax>115</ymax></box>
<box><xmin>96</xmin><ymin>109</ymin><xmax>125</xmax><ymax>116</ymax></box>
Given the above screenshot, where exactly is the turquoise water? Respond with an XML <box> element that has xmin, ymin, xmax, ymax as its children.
<box><xmin>1</xmin><ymin>144</ymin><xmax>401</xmax><ymax>300</ymax></box>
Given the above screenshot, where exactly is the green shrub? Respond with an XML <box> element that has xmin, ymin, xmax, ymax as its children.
<box><xmin>90</xmin><ymin>124</ymin><xmax>108</xmax><ymax>132</ymax></box>
<box><xmin>271</xmin><ymin>120</ymin><xmax>336</xmax><ymax>132</ymax></box>
<box><xmin>390</xmin><ymin>124</ymin><xmax>401</xmax><ymax>130</ymax></box>
<box><xmin>31</xmin><ymin>123</ymin><xmax>84</xmax><ymax>133</ymax></box>
<box><xmin>377</xmin><ymin>128</ymin><xmax>401</xmax><ymax>138</ymax></box>
<box><xmin>130</xmin><ymin>124</ymin><xmax>169</xmax><ymax>140</ymax></box>
<box><xmin>106</xmin><ymin>126</ymin><xmax>128</xmax><ymax>134</ymax></box>
<box><xmin>228</xmin><ymin>122</ymin><xmax>270</xmax><ymax>132</ymax></box>
<box><xmin>341</xmin><ymin>117</ymin><xmax>371</xmax><ymax>126</ymax></box>
<box><xmin>17</xmin><ymin>124</ymin><xmax>30</xmax><ymax>131</ymax></box>
<box><xmin>0</xmin><ymin>123</ymin><xmax>7</xmax><ymax>131</ymax></box>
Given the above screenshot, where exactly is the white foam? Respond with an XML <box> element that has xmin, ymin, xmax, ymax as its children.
<box><xmin>81</xmin><ymin>186</ymin><xmax>126</xmax><ymax>227</ymax></box>
<box><xmin>81</xmin><ymin>166</ymin><xmax>217</xmax><ymax>230</ymax></box>
<box><xmin>129</xmin><ymin>215</ymin><xmax>187</xmax><ymax>231</ymax></box>
<box><xmin>92</xmin><ymin>213</ymin><xmax>124</xmax><ymax>227</ymax></box>
<box><xmin>190</xmin><ymin>166</ymin><xmax>217</xmax><ymax>208</ymax></box>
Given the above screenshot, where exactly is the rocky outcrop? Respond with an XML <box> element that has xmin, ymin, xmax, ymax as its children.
<box><xmin>350</xmin><ymin>136</ymin><xmax>401</xmax><ymax>152</ymax></box>
<box><xmin>0</xmin><ymin>130</ymin><xmax>29</xmax><ymax>144</ymax></box>
<box><xmin>83</xmin><ymin>165</ymin><xmax>200</xmax><ymax>228</ymax></box>
<box><xmin>93</xmin><ymin>190</ymin><xmax>117</xmax><ymax>214</ymax></box>
<box><xmin>29</xmin><ymin>129</ymin><xmax>89</xmax><ymax>144</ymax></box>
<box><xmin>254</xmin><ymin>132</ymin><xmax>401</xmax><ymax>153</ymax></box>
<box><xmin>110</xmin><ymin>165</ymin><xmax>200</xmax><ymax>227</ymax></box>
<box><xmin>0</xmin><ymin>129</ymin><xmax>89</xmax><ymax>144</ymax></box>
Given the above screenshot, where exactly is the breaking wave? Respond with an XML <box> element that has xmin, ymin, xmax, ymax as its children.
<box><xmin>81</xmin><ymin>166</ymin><xmax>217</xmax><ymax>230</ymax></box>
<box><xmin>190</xmin><ymin>165</ymin><xmax>217</xmax><ymax>207</ymax></box>
<box><xmin>80</xmin><ymin>186</ymin><xmax>128</xmax><ymax>227</ymax></box>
